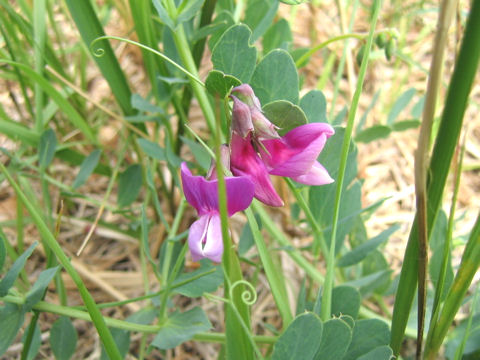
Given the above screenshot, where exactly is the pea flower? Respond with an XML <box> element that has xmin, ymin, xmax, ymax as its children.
<box><xmin>259</xmin><ymin>123</ymin><xmax>335</xmax><ymax>186</ymax></box>
<box><xmin>181</xmin><ymin>162</ymin><xmax>254</xmax><ymax>262</ymax></box>
<box><xmin>230</xmin><ymin>133</ymin><xmax>284</xmax><ymax>207</ymax></box>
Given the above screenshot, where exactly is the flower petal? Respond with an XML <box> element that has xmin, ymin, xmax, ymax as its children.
<box><xmin>202</xmin><ymin>214</ymin><xmax>223</xmax><ymax>262</ymax></box>
<box><xmin>181</xmin><ymin>162</ymin><xmax>218</xmax><ymax>215</ymax></box>
<box><xmin>230</xmin><ymin>133</ymin><xmax>284</xmax><ymax>207</ymax></box>
<box><xmin>261</xmin><ymin>123</ymin><xmax>334</xmax><ymax>177</ymax></box>
<box><xmin>188</xmin><ymin>214</ymin><xmax>223</xmax><ymax>263</ymax></box>
<box><xmin>225</xmin><ymin>176</ymin><xmax>255</xmax><ymax>215</ymax></box>
<box><xmin>291</xmin><ymin>161</ymin><xmax>334</xmax><ymax>185</ymax></box>
<box><xmin>182</xmin><ymin>162</ymin><xmax>255</xmax><ymax>216</ymax></box>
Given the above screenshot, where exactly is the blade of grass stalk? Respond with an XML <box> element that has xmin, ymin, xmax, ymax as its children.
<box><xmin>413</xmin><ymin>0</ymin><xmax>459</xmax><ymax>356</ymax></box>
<box><xmin>321</xmin><ymin>0</ymin><xmax>381</xmax><ymax>322</ymax></box>
<box><xmin>390</xmin><ymin>0</ymin><xmax>480</xmax><ymax>354</ymax></box>
<box><xmin>0</xmin><ymin>117</ymin><xmax>39</xmax><ymax>146</ymax></box>
<box><xmin>0</xmin><ymin>60</ymin><xmax>95</xmax><ymax>142</ymax></box>
<box><xmin>453</xmin><ymin>284</ymin><xmax>479</xmax><ymax>360</ymax></box>
<box><xmin>424</xmin><ymin>210</ymin><xmax>480</xmax><ymax>359</ymax></box>
<box><xmin>329</xmin><ymin>0</ymin><xmax>359</xmax><ymax>120</ymax></box>
<box><xmin>64</xmin><ymin>0</ymin><xmax>136</xmax><ymax>117</ymax></box>
<box><xmin>244</xmin><ymin>207</ymin><xmax>293</xmax><ymax>326</ymax></box>
<box><xmin>33</xmin><ymin>0</ymin><xmax>46</xmax><ymax>133</ymax></box>
<box><xmin>0</xmin><ymin>163</ymin><xmax>123</xmax><ymax>360</ymax></box>
<box><xmin>0</xmin><ymin>12</ymin><xmax>34</xmax><ymax>118</ymax></box>
<box><xmin>427</xmin><ymin>131</ymin><xmax>466</xmax><ymax>347</ymax></box>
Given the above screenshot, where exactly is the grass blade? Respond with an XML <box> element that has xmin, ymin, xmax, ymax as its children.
<box><xmin>64</xmin><ymin>0</ymin><xmax>135</xmax><ymax>116</ymax></box>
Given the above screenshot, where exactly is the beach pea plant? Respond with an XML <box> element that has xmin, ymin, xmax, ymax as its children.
<box><xmin>0</xmin><ymin>0</ymin><xmax>479</xmax><ymax>359</ymax></box>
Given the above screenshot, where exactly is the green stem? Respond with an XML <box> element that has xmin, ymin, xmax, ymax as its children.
<box><xmin>285</xmin><ymin>179</ymin><xmax>328</xmax><ymax>259</ymax></box>
<box><xmin>321</xmin><ymin>0</ymin><xmax>382</xmax><ymax>322</ymax></box>
<box><xmin>245</xmin><ymin>207</ymin><xmax>292</xmax><ymax>326</ymax></box>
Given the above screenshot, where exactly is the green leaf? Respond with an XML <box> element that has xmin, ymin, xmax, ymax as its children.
<box><xmin>207</xmin><ymin>11</ymin><xmax>235</xmax><ymax>51</ymax></box>
<box><xmin>331</xmin><ymin>286</ymin><xmax>361</xmax><ymax>319</ymax></box>
<box><xmin>138</xmin><ymin>138</ymin><xmax>166</xmax><ymax>161</ymax></box>
<box><xmin>177</xmin><ymin>0</ymin><xmax>206</xmax><ymax>25</ymax></box>
<box><xmin>251</xmin><ymin>49</ymin><xmax>299</xmax><ymax>105</ymax></box>
<box><xmin>263</xmin><ymin>19</ymin><xmax>292</xmax><ymax>54</ymax></box>
<box><xmin>244</xmin><ymin>0</ymin><xmax>279</xmax><ymax>41</ymax></box>
<box><xmin>314</xmin><ymin>319</ymin><xmax>352</xmax><ymax>360</ymax></box>
<box><xmin>211</xmin><ymin>24</ymin><xmax>257</xmax><ymax>83</ymax></box>
<box><xmin>117</xmin><ymin>164</ymin><xmax>142</xmax><ymax>207</ymax></box>
<box><xmin>272</xmin><ymin>313</ymin><xmax>323</xmax><ymax>360</ymax></box>
<box><xmin>387</xmin><ymin>88</ymin><xmax>416</xmax><ymax>125</ymax></box>
<box><xmin>173</xmin><ymin>260</ymin><xmax>223</xmax><ymax>297</ymax></box>
<box><xmin>361</xmin><ymin>251</ymin><xmax>392</xmax><ymax>296</ymax></box>
<box><xmin>131</xmin><ymin>94</ymin><xmax>165</xmax><ymax>114</ymax></box>
<box><xmin>64</xmin><ymin>1</ymin><xmax>136</xmax><ymax>118</ymax></box>
<box><xmin>24</xmin><ymin>266</ymin><xmax>59</xmax><ymax>311</ymax></box>
<box><xmin>343</xmin><ymin>319</ymin><xmax>390</xmax><ymax>360</ymax></box>
<box><xmin>338</xmin><ymin>224</ymin><xmax>400</xmax><ymax>267</ymax></box>
<box><xmin>50</xmin><ymin>316</ymin><xmax>77</xmax><ymax>360</ymax></box>
<box><xmin>262</xmin><ymin>100</ymin><xmax>307</xmax><ymax>136</ymax></box>
<box><xmin>205</xmin><ymin>70</ymin><xmax>241</xmax><ymax>98</ymax></box>
<box><xmin>356</xmin><ymin>345</ymin><xmax>393</xmax><ymax>360</ymax></box>
<box><xmin>0</xmin><ymin>303</ymin><xmax>26</xmax><ymax>356</ymax></box>
<box><xmin>0</xmin><ymin>237</ymin><xmax>5</xmax><ymax>273</ymax></box>
<box><xmin>300</xmin><ymin>90</ymin><xmax>327</xmax><ymax>123</ymax></box>
<box><xmin>72</xmin><ymin>149</ymin><xmax>102</xmax><ymax>189</ymax></box>
<box><xmin>355</xmin><ymin>125</ymin><xmax>391</xmax><ymax>143</ymax></box>
<box><xmin>38</xmin><ymin>128</ymin><xmax>57</xmax><ymax>169</ymax></box>
<box><xmin>0</xmin><ymin>241</ymin><xmax>38</xmax><ymax>296</ymax></box>
<box><xmin>152</xmin><ymin>0</ymin><xmax>175</xmax><ymax>29</ymax></box>
<box><xmin>391</xmin><ymin>119</ymin><xmax>421</xmax><ymax>131</ymax></box>
<box><xmin>151</xmin><ymin>307</ymin><xmax>212</xmax><ymax>349</ymax></box>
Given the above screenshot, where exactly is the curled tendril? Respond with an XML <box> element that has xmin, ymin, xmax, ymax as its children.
<box><xmin>88</xmin><ymin>35</ymin><xmax>204</xmax><ymax>86</ymax></box>
<box><xmin>89</xmin><ymin>36</ymin><xmax>109</xmax><ymax>58</ymax></box>
<box><xmin>229</xmin><ymin>280</ymin><xmax>257</xmax><ymax>306</ymax></box>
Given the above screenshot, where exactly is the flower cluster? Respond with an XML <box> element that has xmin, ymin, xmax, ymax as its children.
<box><xmin>181</xmin><ymin>84</ymin><xmax>334</xmax><ymax>262</ymax></box>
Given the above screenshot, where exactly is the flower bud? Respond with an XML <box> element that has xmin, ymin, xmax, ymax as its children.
<box><xmin>231</xmin><ymin>84</ymin><xmax>261</xmax><ymax>110</ymax></box>
<box><xmin>206</xmin><ymin>144</ymin><xmax>231</xmax><ymax>180</ymax></box>
<box><xmin>231</xmin><ymin>95</ymin><xmax>254</xmax><ymax>138</ymax></box>
<box><xmin>251</xmin><ymin>108</ymin><xmax>280</xmax><ymax>140</ymax></box>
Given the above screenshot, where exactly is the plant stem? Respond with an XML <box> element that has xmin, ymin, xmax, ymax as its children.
<box><xmin>321</xmin><ymin>0</ymin><xmax>382</xmax><ymax>322</ymax></box>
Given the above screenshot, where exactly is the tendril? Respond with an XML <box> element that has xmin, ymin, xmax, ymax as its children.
<box><xmin>229</xmin><ymin>280</ymin><xmax>257</xmax><ymax>306</ymax></box>
<box><xmin>88</xmin><ymin>35</ymin><xmax>204</xmax><ymax>86</ymax></box>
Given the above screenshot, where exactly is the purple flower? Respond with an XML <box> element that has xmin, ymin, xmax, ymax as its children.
<box><xmin>260</xmin><ymin>123</ymin><xmax>335</xmax><ymax>185</ymax></box>
<box><xmin>230</xmin><ymin>133</ymin><xmax>284</xmax><ymax>207</ymax></box>
<box><xmin>181</xmin><ymin>162</ymin><xmax>254</xmax><ymax>262</ymax></box>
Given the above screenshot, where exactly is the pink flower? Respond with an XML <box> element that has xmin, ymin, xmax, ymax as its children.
<box><xmin>181</xmin><ymin>162</ymin><xmax>254</xmax><ymax>262</ymax></box>
<box><xmin>230</xmin><ymin>133</ymin><xmax>284</xmax><ymax>207</ymax></box>
<box><xmin>260</xmin><ymin>123</ymin><xmax>335</xmax><ymax>185</ymax></box>
<box><xmin>230</xmin><ymin>123</ymin><xmax>334</xmax><ymax>206</ymax></box>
